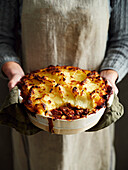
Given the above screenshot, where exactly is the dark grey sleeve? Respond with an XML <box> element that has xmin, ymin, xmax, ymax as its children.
<box><xmin>100</xmin><ymin>0</ymin><xmax>128</xmax><ymax>83</ymax></box>
<box><xmin>0</xmin><ymin>0</ymin><xmax>21</xmax><ymax>78</ymax></box>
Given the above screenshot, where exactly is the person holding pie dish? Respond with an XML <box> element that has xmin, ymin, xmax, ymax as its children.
<box><xmin>0</xmin><ymin>0</ymin><xmax>128</xmax><ymax>170</ymax></box>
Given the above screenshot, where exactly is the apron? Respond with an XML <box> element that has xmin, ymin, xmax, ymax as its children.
<box><xmin>12</xmin><ymin>0</ymin><xmax>115</xmax><ymax>170</ymax></box>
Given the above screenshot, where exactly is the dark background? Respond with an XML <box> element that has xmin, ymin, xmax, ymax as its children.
<box><xmin>0</xmin><ymin>74</ymin><xmax>128</xmax><ymax>170</ymax></box>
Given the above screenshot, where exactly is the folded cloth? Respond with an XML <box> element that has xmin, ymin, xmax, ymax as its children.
<box><xmin>87</xmin><ymin>93</ymin><xmax>124</xmax><ymax>131</ymax></box>
<box><xmin>0</xmin><ymin>86</ymin><xmax>124</xmax><ymax>135</ymax></box>
<box><xmin>0</xmin><ymin>86</ymin><xmax>41</xmax><ymax>135</ymax></box>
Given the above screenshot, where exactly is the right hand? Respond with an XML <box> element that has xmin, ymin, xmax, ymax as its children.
<box><xmin>2</xmin><ymin>61</ymin><xmax>25</xmax><ymax>91</ymax></box>
<box><xmin>100</xmin><ymin>69</ymin><xmax>118</xmax><ymax>95</ymax></box>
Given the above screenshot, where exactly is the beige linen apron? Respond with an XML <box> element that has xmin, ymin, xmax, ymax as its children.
<box><xmin>12</xmin><ymin>0</ymin><xmax>115</xmax><ymax>170</ymax></box>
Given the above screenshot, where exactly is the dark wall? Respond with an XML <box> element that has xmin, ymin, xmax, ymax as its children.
<box><xmin>115</xmin><ymin>75</ymin><xmax>128</xmax><ymax>170</ymax></box>
<box><xmin>0</xmin><ymin>75</ymin><xmax>128</xmax><ymax>170</ymax></box>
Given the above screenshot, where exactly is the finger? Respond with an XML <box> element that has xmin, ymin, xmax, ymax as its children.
<box><xmin>112</xmin><ymin>83</ymin><xmax>118</xmax><ymax>95</ymax></box>
<box><xmin>8</xmin><ymin>74</ymin><xmax>23</xmax><ymax>91</ymax></box>
<box><xmin>8</xmin><ymin>80</ymin><xmax>16</xmax><ymax>91</ymax></box>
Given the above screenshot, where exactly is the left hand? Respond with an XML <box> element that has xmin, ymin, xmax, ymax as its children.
<box><xmin>2</xmin><ymin>61</ymin><xmax>25</xmax><ymax>91</ymax></box>
<box><xmin>100</xmin><ymin>69</ymin><xmax>118</xmax><ymax>95</ymax></box>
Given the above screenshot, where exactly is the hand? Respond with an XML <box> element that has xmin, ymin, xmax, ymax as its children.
<box><xmin>100</xmin><ymin>69</ymin><xmax>118</xmax><ymax>95</ymax></box>
<box><xmin>2</xmin><ymin>61</ymin><xmax>25</xmax><ymax>91</ymax></box>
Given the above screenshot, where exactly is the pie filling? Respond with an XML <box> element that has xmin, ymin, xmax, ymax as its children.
<box><xmin>47</xmin><ymin>104</ymin><xmax>90</xmax><ymax>120</ymax></box>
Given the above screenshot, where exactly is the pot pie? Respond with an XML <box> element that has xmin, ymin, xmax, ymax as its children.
<box><xmin>17</xmin><ymin>65</ymin><xmax>114</xmax><ymax>134</ymax></box>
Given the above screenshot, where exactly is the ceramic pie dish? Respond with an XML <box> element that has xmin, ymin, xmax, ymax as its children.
<box><xmin>18</xmin><ymin>89</ymin><xmax>114</xmax><ymax>134</ymax></box>
<box><xmin>19</xmin><ymin>66</ymin><xmax>114</xmax><ymax>135</ymax></box>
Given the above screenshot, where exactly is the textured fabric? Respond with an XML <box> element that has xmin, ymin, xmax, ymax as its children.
<box><xmin>0</xmin><ymin>0</ymin><xmax>21</xmax><ymax>77</ymax></box>
<box><xmin>0</xmin><ymin>0</ymin><xmax>128</xmax><ymax>80</ymax></box>
<box><xmin>21</xmin><ymin>0</ymin><xmax>109</xmax><ymax>73</ymax></box>
<box><xmin>100</xmin><ymin>0</ymin><xmax>128</xmax><ymax>82</ymax></box>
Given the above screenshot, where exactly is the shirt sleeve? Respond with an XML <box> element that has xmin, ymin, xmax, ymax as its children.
<box><xmin>0</xmin><ymin>0</ymin><xmax>21</xmax><ymax>78</ymax></box>
<box><xmin>100</xmin><ymin>0</ymin><xmax>128</xmax><ymax>83</ymax></box>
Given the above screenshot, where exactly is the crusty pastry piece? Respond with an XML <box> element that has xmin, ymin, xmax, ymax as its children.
<box><xmin>17</xmin><ymin>65</ymin><xmax>113</xmax><ymax>120</ymax></box>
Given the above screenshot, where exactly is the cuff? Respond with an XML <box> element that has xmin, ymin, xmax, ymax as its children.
<box><xmin>100</xmin><ymin>55</ymin><xmax>128</xmax><ymax>83</ymax></box>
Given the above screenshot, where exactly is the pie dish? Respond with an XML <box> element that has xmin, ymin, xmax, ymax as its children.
<box><xmin>17</xmin><ymin>65</ymin><xmax>114</xmax><ymax>134</ymax></box>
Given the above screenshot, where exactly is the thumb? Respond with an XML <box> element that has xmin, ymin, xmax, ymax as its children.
<box><xmin>108</xmin><ymin>80</ymin><xmax>118</xmax><ymax>95</ymax></box>
<box><xmin>8</xmin><ymin>74</ymin><xmax>23</xmax><ymax>91</ymax></box>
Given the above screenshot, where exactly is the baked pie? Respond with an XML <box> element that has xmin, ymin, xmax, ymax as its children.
<box><xmin>17</xmin><ymin>65</ymin><xmax>114</xmax><ymax>134</ymax></box>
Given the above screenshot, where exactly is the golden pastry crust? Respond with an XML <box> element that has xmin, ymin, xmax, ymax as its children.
<box><xmin>17</xmin><ymin>65</ymin><xmax>113</xmax><ymax>120</ymax></box>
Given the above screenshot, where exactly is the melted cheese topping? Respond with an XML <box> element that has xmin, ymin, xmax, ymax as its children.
<box><xmin>17</xmin><ymin>65</ymin><xmax>112</xmax><ymax>119</ymax></box>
